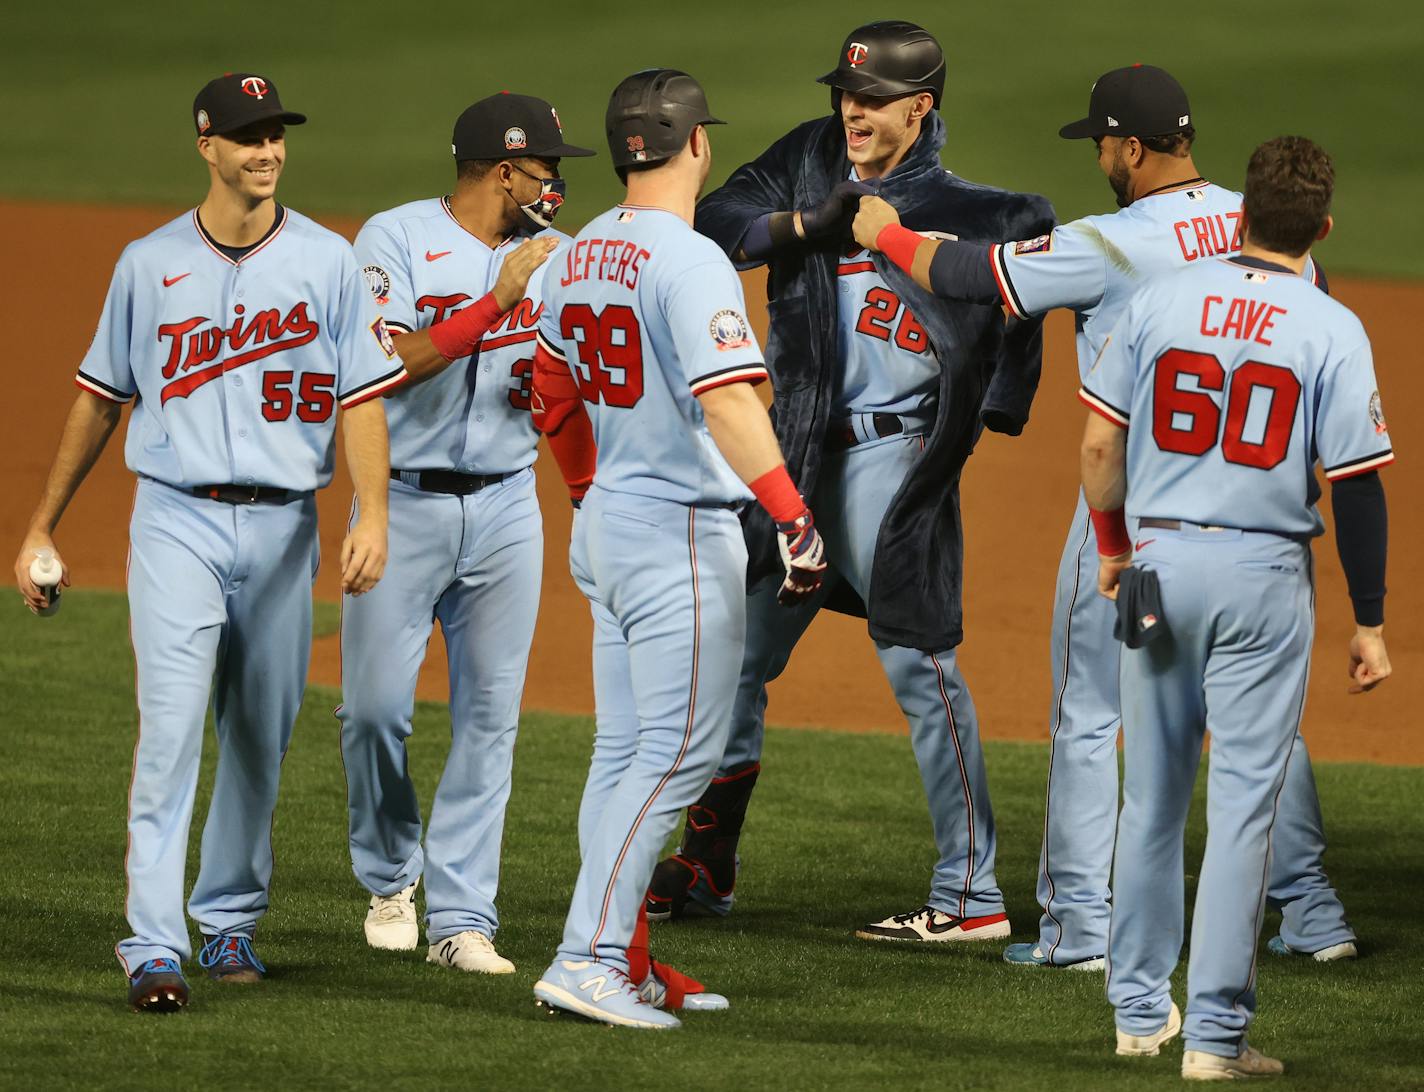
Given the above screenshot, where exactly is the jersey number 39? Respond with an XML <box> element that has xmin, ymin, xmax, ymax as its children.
<box><xmin>561</xmin><ymin>303</ymin><xmax>645</xmax><ymax>408</ymax></box>
<box><xmin>1153</xmin><ymin>348</ymin><xmax>1300</xmax><ymax>470</ymax></box>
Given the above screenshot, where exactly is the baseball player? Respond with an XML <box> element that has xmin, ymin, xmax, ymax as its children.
<box><xmin>528</xmin><ymin>68</ymin><xmax>826</xmax><ymax>1029</ymax></box>
<box><xmin>340</xmin><ymin>93</ymin><xmax>592</xmax><ymax>974</ymax></box>
<box><xmin>646</xmin><ymin>22</ymin><xmax>1055</xmax><ymax>945</ymax></box>
<box><xmin>12</xmin><ymin>73</ymin><xmax>405</xmax><ymax>1012</ymax></box>
<box><xmin>1083</xmin><ymin>135</ymin><xmax>1391</xmax><ymax>1079</ymax></box>
<box><xmin>853</xmin><ymin>64</ymin><xmax>1357</xmax><ymax>969</ymax></box>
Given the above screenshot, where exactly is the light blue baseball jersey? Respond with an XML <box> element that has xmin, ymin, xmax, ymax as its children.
<box><xmin>76</xmin><ymin>207</ymin><xmax>407</xmax><ymax>491</ymax></box>
<box><xmin>1081</xmin><ymin>256</ymin><xmax>1394</xmax><ymax>536</ymax></box>
<box><xmin>835</xmin><ymin>244</ymin><xmax>938</xmax><ymax>416</ymax></box>
<box><xmin>355</xmin><ymin>198</ymin><xmax>570</xmax><ymax>473</ymax></box>
<box><xmin>536</xmin><ymin>204</ymin><xmax>768</xmax><ymax>506</ymax></box>
<box><xmin>988</xmin><ymin>182</ymin><xmax>1321</xmax><ymax>382</ymax></box>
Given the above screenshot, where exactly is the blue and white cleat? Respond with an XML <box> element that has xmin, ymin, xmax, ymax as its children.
<box><xmin>1266</xmin><ymin>935</ymin><xmax>1357</xmax><ymax>962</ymax></box>
<box><xmin>534</xmin><ymin>960</ymin><xmax>681</xmax><ymax>1029</ymax></box>
<box><xmin>638</xmin><ymin>963</ymin><xmax>730</xmax><ymax>1012</ymax></box>
<box><xmin>127</xmin><ymin>957</ymin><xmax>189</xmax><ymax>1013</ymax></box>
<box><xmin>199</xmin><ymin>933</ymin><xmax>267</xmax><ymax>984</ymax></box>
<box><xmin>1003</xmin><ymin>942</ymin><xmax>1105</xmax><ymax>972</ymax></box>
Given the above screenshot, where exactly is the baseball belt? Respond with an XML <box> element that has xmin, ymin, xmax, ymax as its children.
<box><xmin>393</xmin><ymin>469</ymin><xmax>512</xmax><ymax>495</ymax></box>
<box><xmin>191</xmin><ymin>484</ymin><xmax>294</xmax><ymax>504</ymax></box>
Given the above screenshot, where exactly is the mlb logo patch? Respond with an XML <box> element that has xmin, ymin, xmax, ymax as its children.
<box><xmin>1244</xmin><ymin>271</ymin><xmax>1269</xmax><ymax>284</ymax></box>
<box><xmin>1186</xmin><ymin>188</ymin><xmax>1205</xmax><ymax>202</ymax></box>
<box><xmin>1014</xmin><ymin>234</ymin><xmax>1052</xmax><ymax>255</ymax></box>
<box><xmin>617</xmin><ymin>210</ymin><xmax>636</xmax><ymax>223</ymax></box>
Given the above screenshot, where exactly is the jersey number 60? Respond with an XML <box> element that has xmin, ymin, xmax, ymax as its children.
<box><xmin>560</xmin><ymin>303</ymin><xmax>645</xmax><ymax>408</ymax></box>
<box><xmin>1153</xmin><ymin>348</ymin><xmax>1300</xmax><ymax>470</ymax></box>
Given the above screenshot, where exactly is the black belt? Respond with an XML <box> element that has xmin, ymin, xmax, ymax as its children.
<box><xmin>192</xmin><ymin>484</ymin><xmax>292</xmax><ymax>504</ymax></box>
<box><xmin>825</xmin><ymin>413</ymin><xmax>906</xmax><ymax>453</ymax></box>
<box><xmin>1139</xmin><ymin>518</ymin><xmax>1228</xmax><ymax>532</ymax></box>
<box><xmin>394</xmin><ymin>469</ymin><xmax>511</xmax><ymax>495</ymax></box>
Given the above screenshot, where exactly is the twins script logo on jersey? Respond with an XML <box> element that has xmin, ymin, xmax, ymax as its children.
<box><xmin>241</xmin><ymin>77</ymin><xmax>268</xmax><ymax>100</ymax></box>
<box><xmin>158</xmin><ymin>302</ymin><xmax>319</xmax><ymax>404</ymax></box>
<box><xmin>709</xmin><ymin>309</ymin><xmax>751</xmax><ymax>352</ymax></box>
<box><xmin>847</xmin><ymin>42</ymin><xmax>869</xmax><ymax>67</ymax></box>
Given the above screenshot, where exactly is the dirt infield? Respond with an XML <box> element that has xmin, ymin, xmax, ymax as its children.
<box><xmin>5</xmin><ymin>199</ymin><xmax>1418</xmax><ymax>764</ymax></box>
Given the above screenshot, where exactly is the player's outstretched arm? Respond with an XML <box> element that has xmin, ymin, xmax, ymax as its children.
<box><xmin>853</xmin><ymin>196</ymin><xmax>1004</xmax><ymax>305</ymax></box>
<box><xmin>735</xmin><ymin>181</ymin><xmax>880</xmax><ymax>262</ymax></box>
<box><xmin>393</xmin><ymin>237</ymin><xmax>558</xmax><ymax>385</ymax></box>
<box><xmin>1080</xmin><ymin>410</ymin><xmax>1131</xmax><ymax>599</ymax></box>
<box><xmin>697</xmin><ymin>381</ymin><xmax>826</xmax><ymax>605</ymax></box>
<box><xmin>13</xmin><ymin>391</ymin><xmax>123</xmax><ymax>612</ymax></box>
<box><xmin>339</xmin><ymin>398</ymin><xmax>391</xmax><ymax>596</ymax></box>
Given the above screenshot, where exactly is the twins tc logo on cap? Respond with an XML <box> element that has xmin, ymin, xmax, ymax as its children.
<box><xmin>550</xmin><ymin>106</ymin><xmax>562</xmax><ymax>132</ymax></box>
<box><xmin>846</xmin><ymin>42</ymin><xmax>869</xmax><ymax>67</ymax></box>
<box><xmin>504</xmin><ymin>127</ymin><xmax>527</xmax><ymax>150</ymax></box>
<box><xmin>709</xmin><ymin>309</ymin><xmax>751</xmax><ymax>352</ymax></box>
<box><xmin>241</xmin><ymin>76</ymin><xmax>269</xmax><ymax>100</ymax></box>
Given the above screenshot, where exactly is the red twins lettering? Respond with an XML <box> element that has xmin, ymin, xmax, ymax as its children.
<box><xmin>158</xmin><ymin>302</ymin><xmax>320</xmax><ymax>404</ymax></box>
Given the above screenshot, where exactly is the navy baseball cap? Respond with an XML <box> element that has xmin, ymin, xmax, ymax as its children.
<box><xmin>452</xmin><ymin>93</ymin><xmax>596</xmax><ymax>161</ymax></box>
<box><xmin>1059</xmin><ymin>64</ymin><xmax>1191</xmax><ymax>140</ymax></box>
<box><xmin>193</xmin><ymin>73</ymin><xmax>306</xmax><ymax>137</ymax></box>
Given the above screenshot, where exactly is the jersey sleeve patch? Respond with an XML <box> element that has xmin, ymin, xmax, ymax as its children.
<box><xmin>75</xmin><ymin>371</ymin><xmax>135</xmax><ymax>404</ymax></box>
<box><xmin>371</xmin><ymin>316</ymin><xmax>397</xmax><ymax>359</ymax></box>
<box><xmin>363</xmin><ymin>264</ymin><xmax>392</xmax><ymax>305</ymax></box>
<box><xmin>340</xmin><ymin>364</ymin><xmax>408</xmax><ymax>408</ymax></box>
<box><xmin>689</xmin><ymin>363</ymin><xmax>769</xmax><ymax>397</ymax></box>
<box><xmin>1078</xmin><ymin>386</ymin><xmax>1130</xmax><ymax>428</ymax></box>
<box><xmin>988</xmin><ymin>243</ymin><xmax>1030</xmax><ymax>320</ymax></box>
<box><xmin>1013</xmin><ymin>234</ymin><xmax>1053</xmax><ymax>255</ymax></box>
<box><xmin>709</xmin><ymin>309</ymin><xmax>752</xmax><ymax>352</ymax></box>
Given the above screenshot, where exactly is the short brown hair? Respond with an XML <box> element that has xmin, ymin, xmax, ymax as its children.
<box><xmin>1140</xmin><ymin>126</ymin><xmax>1195</xmax><ymax>157</ymax></box>
<box><xmin>1244</xmin><ymin>136</ymin><xmax>1334</xmax><ymax>257</ymax></box>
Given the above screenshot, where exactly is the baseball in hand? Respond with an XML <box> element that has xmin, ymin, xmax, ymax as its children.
<box><xmin>853</xmin><ymin>196</ymin><xmax>901</xmax><ymax>251</ymax></box>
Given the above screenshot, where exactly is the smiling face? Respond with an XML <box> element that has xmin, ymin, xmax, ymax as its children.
<box><xmin>839</xmin><ymin>89</ymin><xmax>933</xmax><ymax>178</ymax></box>
<box><xmin>199</xmin><ymin>119</ymin><xmax>286</xmax><ymax>203</ymax></box>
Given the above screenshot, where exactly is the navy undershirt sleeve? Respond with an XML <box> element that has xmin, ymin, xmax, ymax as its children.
<box><xmin>1331</xmin><ymin>470</ymin><xmax>1387</xmax><ymax>625</ymax></box>
<box><xmin>927</xmin><ymin>238</ymin><xmax>1003</xmax><ymax>304</ymax></box>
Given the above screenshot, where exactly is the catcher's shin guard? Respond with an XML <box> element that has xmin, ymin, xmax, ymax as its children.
<box><xmin>645</xmin><ymin>761</ymin><xmax>760</xmax><ymax>921</ymax></box>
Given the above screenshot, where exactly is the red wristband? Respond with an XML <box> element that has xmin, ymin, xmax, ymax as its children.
<box><xmin>1089</xmin><ymin>506</ymin><xmax>1131</xmax><ymax>557</ymax></box>
<box><xmin>427</xmin><ymin>291</ymin><xmax>504</xmax><ymax>362</ymax></box>
<box><xmin>749</xmin><ymin>465</ymin><xmax>806</xmax><ymax>525</ymax></box>
<box><xmin>876</xmin><ymin>223</ymin><xmax>924</xmax><ymax>275</ymax></box>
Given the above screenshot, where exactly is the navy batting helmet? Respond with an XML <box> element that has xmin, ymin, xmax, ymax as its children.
<box><xmin>606</xmin><ymin>68</ymin><xmax>725</xmax><ymax>172</ymax></box>
<box><xmin>817</xmin><ymin>21</ymin><xmax>945</xmax><ymax>108</ymax></box>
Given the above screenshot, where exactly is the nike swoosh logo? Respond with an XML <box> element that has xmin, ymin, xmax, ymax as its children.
<box><xmin>1134</xmin><ymin>538</ymin><xmax>1156</xmax><ymax>552</ymax></box>
<box><xmin>163</xmin><ymin>273</ymin><xmax>190</xmax><ymax>287</ymax></box>
<box><xmin>425</xmin><ymin>250</ymin><xmax>451</xmax><ymax>262</ymax></box>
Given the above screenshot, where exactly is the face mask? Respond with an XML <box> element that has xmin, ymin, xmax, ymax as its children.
<box><xmin>510</xmin><ymin>164</ymin><xmax>566</xmax><ymax>231</ymax></box>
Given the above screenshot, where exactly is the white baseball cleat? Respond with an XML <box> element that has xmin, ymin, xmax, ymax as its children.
<box><xmin>363</xmin><ymin>881</ymin><xmax>419</xmax><ymax>951</ymax></box>
<box><xmin>1116</xmin><ymin>1002</ymin><xmax>1182</xmax><ymax>1056</ymax></box>
<box><xmin>427</xmin><ymin>930</ymin><xmax>515</xmax><ymax>975</ymax></box>
<box><xmin>1266</xmin><ymin>935</ymin><xmax>1358</xmax><ymax>962</ymax></box>
<box><xmin>855</xmin><ymin>905</ymin><xmax>1011</xmax><ymax>943</ymax></box>
<box><xmin>534</xmin><ymin>960</ymin><xmax>681</xmax><ymax>1029</ymax></box>
<box><xmin>1182</xmin><ymin>1044</ymin><xmax>1284</xmax><ymax>1080</ymax></box>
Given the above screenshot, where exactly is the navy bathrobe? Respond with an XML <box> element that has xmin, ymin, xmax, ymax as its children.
<box><xmin>696</xmin><ymin>110</ymin><xmax>1055</xmax><ymax>651</ymax></box>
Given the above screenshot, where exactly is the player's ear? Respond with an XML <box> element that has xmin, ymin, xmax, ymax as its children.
<box><xmin>907</xmin><ymin>92</ymin><xmax>933</xmax><ymax>123</ymax></box>
<box><xmin>690</xmin><ymin>124</ymin><xmax>708</xmax><ymax>159</ymax></box>
<box><xmin>196</xmin><ymin>135</ymin><xmax>217</xmax><ymax>167</ymax></box>
<box><xmin>1317</xmin><ymin>214</ymin><xmax>1333</xmax><ymax>243</ymax></box>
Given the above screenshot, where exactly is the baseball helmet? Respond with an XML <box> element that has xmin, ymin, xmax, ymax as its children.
<box><xmin>817</xmin><ymin>21</ymin><xmax>945</xmax><ymax>108</ymax></box>
<box><xmin>606</xmin><ymin>68</ymin><xmax>725</xmax><ymax>171</ymax></box>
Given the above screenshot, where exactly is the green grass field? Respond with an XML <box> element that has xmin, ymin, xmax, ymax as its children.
<box><xmin>5</xmin><ymin>1</ymin><xmax>1422</xmax><ymax>276</ymax></box>
<box><xmin>2</xmin><ymin>590</ymin><xmax>1421</xmax><ymax>1090</ymax></box>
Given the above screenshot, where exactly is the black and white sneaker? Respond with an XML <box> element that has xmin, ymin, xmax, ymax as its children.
<box><xmin>854</xmin><ymin>905</ymin><xmax>1011</xmax><ymax>943</ymax></box>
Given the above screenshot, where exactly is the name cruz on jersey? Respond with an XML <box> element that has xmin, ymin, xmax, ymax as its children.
<box><xmin>75</xmin><ymin>208</ymin><xmax>407</xmax><ymax>492</ymax></box>
<box><xmin>355</xmin><ymin>196</ymin><xmax>570</xmax><ymax>474</ymax></box>
<box><xmin>1080</xmin><ymin>257</ymin><xmax>1393</xmax><ymax>537</ymax></box>
<box><xmin>983</xmin><ymin>182</ymin><xmax>1321</xmax><ymax>382</ymax></box>
<box><xmin>836</xmin><ymin>245</ymin><xmax>936</xmax><ymax>417</ymax></box>
<box><xmin>536</xmin><ymin>204</ymin><xmax>768</xmax><ymax>507</ymax></box>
